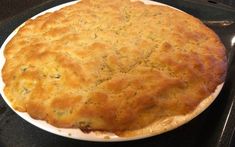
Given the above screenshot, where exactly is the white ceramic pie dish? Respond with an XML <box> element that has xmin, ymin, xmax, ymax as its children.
<box><xmin>0</xmin><ymin>0</ymin><xmax>224</xmax><ymax>142</ymax></box>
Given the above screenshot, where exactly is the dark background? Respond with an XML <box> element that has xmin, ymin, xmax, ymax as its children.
<box><xmin>0</xmin><ymin>0</ymin><xmax>235</xmax><ymax>21</ymax></box>
<box><xmin>0</xmin><ymin>0</ymin><xmax>235</xmax><ymax>147</ymax></box>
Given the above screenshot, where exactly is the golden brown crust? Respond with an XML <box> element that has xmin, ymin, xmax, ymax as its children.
<box><xmin>2</xmin><ymin>0</ymin><xmax>227</xmax><ymax>133</ymax></box>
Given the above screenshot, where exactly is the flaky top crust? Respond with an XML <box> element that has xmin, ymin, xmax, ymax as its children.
<box><xmin>2</xmin><ymin>0</ymin><xmax>227</xmax><ymax>133</ymax></box>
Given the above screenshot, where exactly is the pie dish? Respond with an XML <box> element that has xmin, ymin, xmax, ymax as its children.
<box><xmin>0</xmin><ymin>0</ymin><xmax>227</xmax><ymax>141</ymax></box>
